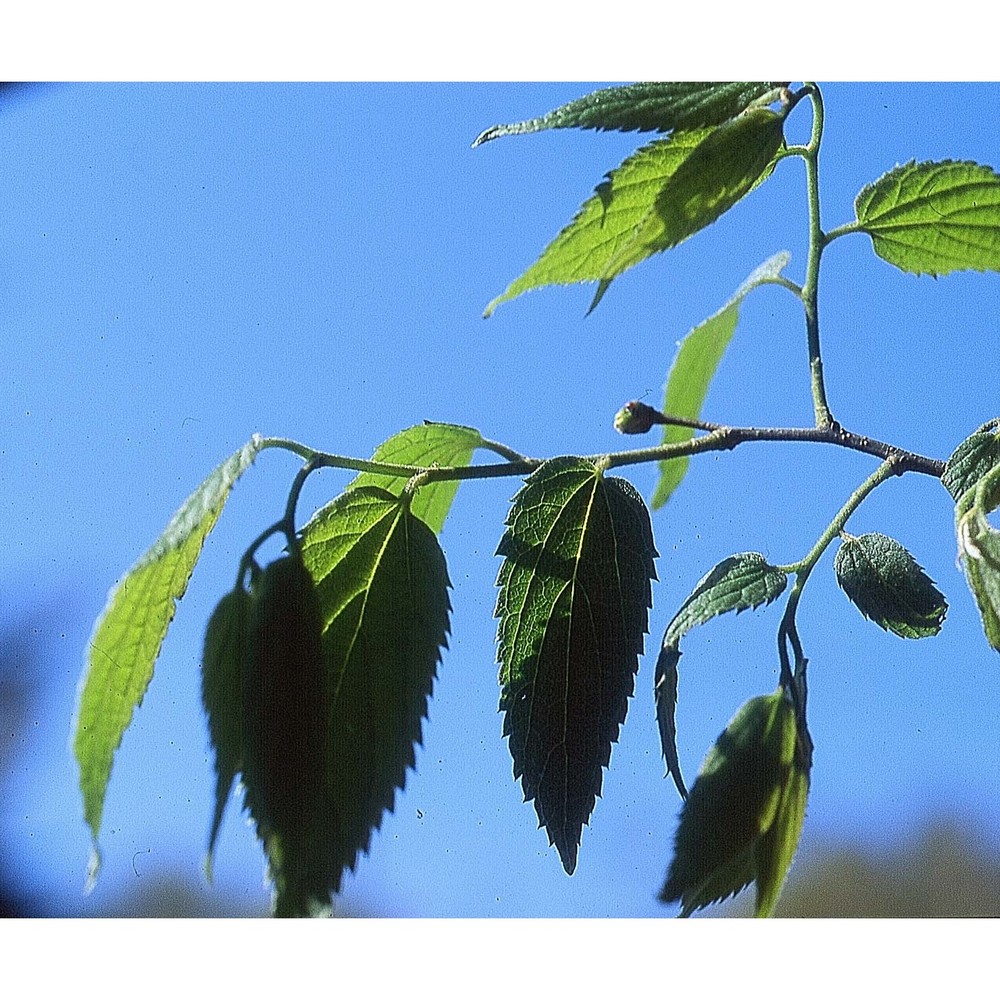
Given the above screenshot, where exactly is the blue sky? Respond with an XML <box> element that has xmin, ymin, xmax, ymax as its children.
<box><xmin>3</xmin><ymin>81</ymin><xmax>999</xmax><ymax>918</ymax></box>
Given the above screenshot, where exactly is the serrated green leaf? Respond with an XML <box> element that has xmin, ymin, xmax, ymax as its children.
<box><xmin>754</xmin><ymin>764</ymin><xmax>808</xmax><ymax>917</ymax></box>
<box><xmin>348</xmin><ymin>422</ymin><xmax>483</xmax><ymax>534</ymax></box>
<box><xmin>661</xmin><ymin>692</ymin><xmax>803</xmax><ymax>916</ymax></box>
<box><xmin>605</xmin><ymin>107</ymin><xmax>786</xmax><ymax>281</ymax></box>
<box><xmin>653</xmin><ymin>252</ymin><xmax>791</xmax><ymax>508</ymax></box>
<box><xmin>855</xmin><ymin>160</ymin><xmax>1000</xmax><ymax>276</ymax></box>
<box><xmin>473</xmin><ymin>82</ymin><xmax>784</xmax><ymax>145</ymax></box>
<box><xmin>654</xmin><ymin>553</ymin><xmax>787</xmax><ymax>797</ymax></box>
<box><xmin>241</xmin><ymin>553</ymin><xmax>331</xmax><ymax>917</ymax></box>
<box><xmin>484</xmin><ymin>130</ymin><xmax>713</xmax><ymax>317</ymax></box>
<box><xmin>200</xmin><ymin>585</ymin><xmax>251</xmax><ymax>880</ymax></box>
<box><xmin>942</xmin><ymin>419</ymin><xmax>1000</xmax><ymax>502</ymax></box>
<box><xmin>834</xmin><ymin>532</ymin><xmax>947</xmax><ymax>639</ymax></box>
<box><xmin>299</xmin><ymin>486</ymin><xmax>451</xmax><ymax>892</ymax></box>
<box><xmin>495</xmin><ymin>457</ymin><xmax>657</xmax><ymax>874</ymax></box>
<box><xmin>73</xmin><ymin>434</ymin><xmax>263</xmax><ymax>867</ymax></box>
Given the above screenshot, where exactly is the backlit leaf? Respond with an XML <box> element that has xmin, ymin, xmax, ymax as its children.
<box><xmin>661</xmin><ymin>691</ymin><xmax>807</xmax><ymax>917</ymax></box>
<box><xmin>73</xmin><ymin>434</ymin><xmax>263</xmax><ymax>872</ymax></box>
<box><xmin>495</xmin><ymin>457</ymin><xmax>657</xmax><ymax>874</ymax></box>
<box><xmin>652</xmin><ymin>252</ymin><xmax>791</xmax><ymax>507</ymax></box>
<box><xmin>300</xmin><ymin>487</ymin><xmax>451</xmax><ymax>892</ymax></box>
<box><xmin>484</xmin><ymin>130</ymin><xmax>712</xmax><ymax>317</ymax></box>
<box><xmin>473</xmin><ymin>82</ymin><xmax>784</xmax><ymax>145</ymax></box>
<box><xmin>348</xmin><ymin>422</ymin><xmax>484</xmax><ymax>533</ymax></box>
<box><xmin>834</xmin><ymin>532</ymin><xmax>947</xmax><ymax>639</ymax></box>
<box><xmin>200</xmin><ymin>585</ymin><xmax>251</xmax><ymax>879</ymax></box>
<box><xmin>855</xmin><ymin>160</ymin><xmax>1000</xmax><ymax>276</ymax></box>
<box><xmin>655</xmin><ymin>553</ymin><xmax>787</xmax><ymax>796</ymax></box>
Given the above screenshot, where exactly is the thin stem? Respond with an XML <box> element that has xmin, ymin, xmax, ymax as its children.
<box><xmin>800</xmin><ymin>82</ymin><xmax>834</xmax><ymax>429</ymax></box>
<box><xmin>824</xmin><ymin>220</ymin><xmax>863</xmax><ymax>244</ymax></box>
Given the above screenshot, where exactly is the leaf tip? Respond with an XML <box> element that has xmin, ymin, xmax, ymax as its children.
<box><xmin>84</xmin><ymin>844</ymin><xmax>101</xmax><ymax>894</ymax></box>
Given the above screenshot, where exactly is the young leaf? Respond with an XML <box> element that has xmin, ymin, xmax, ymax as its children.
<box><xmin>833</xmin><ymin>532</ymin><xmax>947</xmax><ymax>639</ymax></box>
<box><xmin>604</xmin><ymin>107</ymin><xmax>786</xmax><ymax>281</ymax></box>
<box><xmin>73</xmin><ymin>434</ymin><xmax>263</xmax><ymax>868</ymax></box>
<box><xmin>483</xmin><ymin>129</ymin><xmax>713</xmax><ymax>317</ymax></box>
<box><xmin>661</xmin><ymin>691</ymin><xmax>807</xmax><ymax>917</ymax></box>
<box><xmin>854</xmin><ymin>160</ymin><xmax>1000</xmax><ymax>276</ymax></box>
<box><xmin>200</xmin><ymin>585</ymin><xmax>251</xmax><ymax>879</ymax></box>
<box><xmin>956</xmin><ymin>471</ymin><xmax>1000</xmax><ymax>653</ymax></box>
<box><xmin>300</xmin><ymin>486</ymin><xmax>451</xmax><ymax>891</ymax></box>
<box><xmin>495</xmin><ymin>457</ymin><xmax>657</xmax><ymax>874</ymax></box>
<box><xmin>347</xmin><ymin>422</ymin><xmax>484</xmax><ymax>534</ymax></box>
<box><xmin>655</xmin><ymin>553</ymin><xmax>787</xmax><ymax>796</ymax></box>
<box><xmin>652</xmin><ymin>251</ymin><xmax>792</xmax><ymax>508</ymax></box>
<box><xmin>472</xmin><ymin>82</ymin><xmax>784</xmax><ymax>146</ymax></box>
<box><xmin>942</xmin><ymin>419</ymin><xmax>1000</xmax><ymax>502</ymax></box>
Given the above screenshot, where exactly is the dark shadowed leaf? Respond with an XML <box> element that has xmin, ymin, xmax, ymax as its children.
<box><xmin>495</xmin><ymin>457</ymin><xmax>657</xmax><ymax>874</ymax></box>
<box><xmin>201</xmin><ymin>585</ymin><xmax>251</xmax><ymax>879</ymax></box>
<box><xmin>661</xmin><ymin>691</ymin><xmax>807</xmax><ymax>917</ymax></box>
<box><xmin>834</xmin><ymin>532</ymin><xmax>947</xmax><ymax>639</ymax></box>
<box><xmin>348</xmin><ymin>422</ymin><xmax>483</xmax><ymax>534</ymax></box>
<box><xmin>855</xmin><ymin>160</ymin><xmax>1000</xmax><ymax>276</ymax></box>
<box><xmin>300</xmin><ymin>486</ymin><xmax>451</xmax><ymax>893</ymax></box>
<box><xmin>942</xmin><ymin>420</ymin><xmax>1000</xmax><ymax>502</ymax></box>
<box><xmin>655</xmin><ymin>553</ymin><xmax>787</xmax><ymax>797</ymax></box>
<box><xmin>652</xmin><ymin>252</ymin><xmax>791</xmax><ymax>507</ymax></box>
<box><xmin>73</xmin><ymin>434</ymin><xmax>263</xmax><ymax>874</ymax></box>
<box><xmin>472</xmin><ymin>82</ymin><xmax>784</xmax><ymax>145</ymax></box>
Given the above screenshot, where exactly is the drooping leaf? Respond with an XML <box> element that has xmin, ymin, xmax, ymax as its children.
<box><xmin>200</xmin><ymin>585</ymin><xmax>251</xmax><ymax>880</ymax></box>
<box><xmin>854</xmin><ymin>160</ymin><xmax>1000</xmax><ymax>276</ymax></box>
<box><xmin>73</xmin><ymin>434</ymin><xmax>263</xmax><ymax>870</ymax></box>
<box><xmin>661</xmin><ymin>691</ymin><xmax>807</xmax><ymax>917</ymax></box>
<box><xmin>604</xmin><ymin>107</ymin><xmax>786</xmax><ymax>281</ymax></box>
<box><xmin>241</xmin><ymin>553</ymin><xmax>332</xmax><ymax>917</ymax></box>
<box><xmin>942</xmin><ymin>419</ymin><xmax>1000</xmax><ymax>502</ymax></box>
<box><xmin>348</xmin><ymin>422</ymin><xmax>484</xmax><ymax>534</ymax></box>
<box><xmin>652</xmin><ymin>252</ymin><xmax>792</xmax><ymax>507</ymax></box>
<box><xmin>299</xmin><ymin>486</ymin><xmax>451</xmax><ymax>891</ymax></box>
<box><xmin>956</xmin><ymin>466</ymin><xmax>1000</xmax><ymax>653</ymax></box>
<box><xmin>833</xmin><ymin>532</ymin><xmax>947</xmax><ymax>639</ymax></box>
<box><xmin>483</xmin><ymin>130</ymin><xmax>713</xmax><ymax>317</ymax></box>
<box><xmin>655</xmin><ymin>553</ymin><xmax>787</xmax><ymax>796</ymax></box>
<box><xmin>495</xmin><ymin>457</ymin><xmax>657</xmax><ymax>874</ymax></box>
<box><xmin>473</xmin><ymin>82</ymin><xmax>784</xmax><ymax>146</ymax></box>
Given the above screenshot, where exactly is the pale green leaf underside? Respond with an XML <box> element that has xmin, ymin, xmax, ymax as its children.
<box><xmin>495</xmin><ymin>457</ymin><xmax>656</xmax><ymax>874</ymax></box>
<box><xmin>348</xmin><ymin>422</ymin><xmax>483</xmax><ymax>534</ymax></box>
<box><xmin>834</xmin><ymin>532</ymin><xmax>946</xmax><ymax>639</ymax></box>
<box><xmin>300</xmin><ymin>486</ymin><xmax>451</xmax><ymax>886</ymax></box>
<box><xmin>957</xmin><ymin>464</ymin><xmax>1000</xmax><ymax>653</ymax></box>
<box><xmin>472</xmin><ymin>82</ymin><xmax>784</xmax><ymax>145</ymax></box>
<box><xmin>655</xmin><ymin>553</ymin><xmax>787</xmax><ymax>797</ymax></box>
<box><xmin>855</xmin><ymin>159</ymin><xmax>1000</xmax><ymax>276</ymax></box>
<box><xmin>74</xmin><ymin>435</ymin><xmax>263</xmax><ymax>857</ymax></box>
<box><xmin>653</xmin><ymin>251</ymin><xmax>791</xmax><ymax>508</ymax></box>
<box><xmin>484</xmin><ymin>129</ymin><xmax>714</xmax><ymax>317</ymax></box>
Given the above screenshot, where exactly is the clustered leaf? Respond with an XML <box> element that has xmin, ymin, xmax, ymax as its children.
<box><xmin>655</xmin><ymin>553</ymin><xmax>788</xmax><ymax>797</ymax></box>
<box><xmin>472</xmin><ymin>82</ymin><xmax>785</xmax><ymax>146</ymax></box>
<box><xmin>651</xmin><ymin>251</ymin><xmax>792</xmax><ymax>508</ymax></box>
<box><xmin>495</xmin><ymin>457</ymin><xmax>657</xmax><ymax>874</ymax></box>
<box><xmin>855</xmin><ymin>160</ymin><xmax>1000</xmax><ymax>276</ymax></box>
<box><xmin>661</xmin><ymin>691</ymin><xmax>809</xmax><ymax>917</ymax></box>
<box><xmin>833</xmin><ymin>532</ymin><xmax>947</xmax><ymax>639</ymax></box>
<box><xmin>73</xmin><ymin>434</ymin><xmax>263</xmax><ymax>871</ymax></box>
